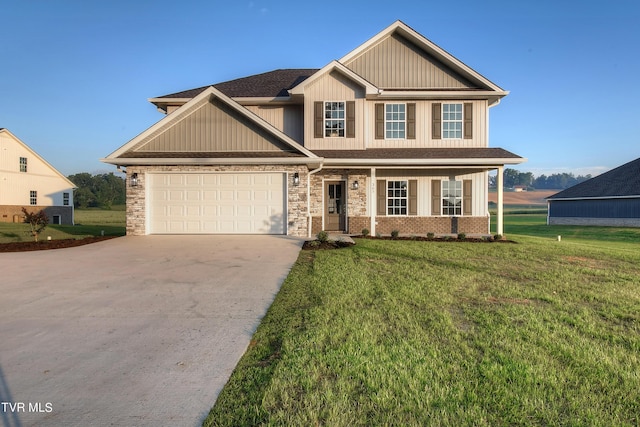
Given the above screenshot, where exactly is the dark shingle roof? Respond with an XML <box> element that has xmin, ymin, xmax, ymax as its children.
<box><xmin>548</xmin><ymin>157</ymin><xmax>640</xmax><ymax>199</ymax></box>
<box><xmin>311</xmin><ymin>147</ymin><xmax>522</xmax><ymax>160</ymax></box>
<box><xmin>157</xmin><ymin>69</ymin><xmax>319</xmax><ymax>99</ymax></box>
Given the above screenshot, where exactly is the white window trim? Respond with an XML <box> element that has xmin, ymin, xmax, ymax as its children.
<box><xmin>385</xmin><ymin>103</ymin><xmax>406</xmax><ymax>140</ymax></box>
<box><xmin>324</xmin><ymin>101</ymin><xmax>346</xmax><ymax>138</ymax></box>
<box><xmin>442</xmin><ymin>103</ymin><xmax>463</xmax><ymax>140</ymax></box>
<box><xmin>387</xmin><ymin>180</ymin><xmax>408</xmax><ymax>216</ymax></box>
<box><xmin>442</xmin><ymin>180</ymin><xmax>462</xmax><ymax>216</ymax></box>
<box><xmin>30</xmin><ymin>190</ymin><xmax>37</xmax><ymax>206</ymax></box>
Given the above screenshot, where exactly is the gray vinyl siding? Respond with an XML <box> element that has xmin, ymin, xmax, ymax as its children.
<box><xmin>344</xmin><ymin>33</ymin><xmax>476</xmax><ymax>89</ymax></box>
<box><xmin>133</xmin><ymin>99</ymin><xmax>292</xmax><ymax>153</ymax></box>
<box><xmin>549</xmin><ymin>198</ymin><xmax>640</xmax><ymax>218</ymax></box>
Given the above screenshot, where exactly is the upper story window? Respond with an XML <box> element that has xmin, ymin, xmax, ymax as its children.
<box><xmin>20</xmin><ymin>157</ymin><xmax>27</xmax><ymax>172</ymax></box>
<box><xmin>385</xmin><ymin>104</ymin><xmax>406</xmax><ymax>139</ymax></box>
<box><xmin>30</xmin><ymin>190</ymin><xmax>37</xmax><ymax>205</ymax></box>
<box><xmin>63</xmin><ymin>192</ymin><xmax>70</xmax><ymax>206</ymax></box>
<box><xmin>387</xmin><ymin>180</ymin><xmax>408</xmax><ymax>215</ymax></box>
<box><xmin>442</xmin><ymin>103</ymin><xmax>463</xmax><ymax>139</ymax></box>
<box><xmin>442</xmin><ymin>180</ymin><xmax>462</xmax><ymax>216</ymax></box>
<box><xmin>324</xmin><ymin>102</ymin><xmax>345</xmax><ymax>137</ymax></box>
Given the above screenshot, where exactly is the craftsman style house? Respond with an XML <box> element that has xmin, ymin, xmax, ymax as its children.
<box><xmin>103</xmin><ymin>21</ymin><xmax>525</xmax><ymax>237</ymax></box>
<box><xmin>0</xmin><ymin>128</ymin><xmax>75</xmax><ymax>225</ymax></box>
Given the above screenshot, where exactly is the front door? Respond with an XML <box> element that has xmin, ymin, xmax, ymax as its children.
<box><xmin>325</xmin><ymin>181</ymin><xmax>346</xmax><ymax>232</ymax></box>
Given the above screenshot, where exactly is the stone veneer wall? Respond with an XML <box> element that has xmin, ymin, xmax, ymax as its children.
<box><xmin>0</xmin><ymin>205</ymin><xmax>73</xmax><ymax>225</ymax></box>
<box><xmin>309</xmin><ymin>169</ymin><xmax>369</xmax><ymax>234</ymax></box>
<box><xmin>125</xmin><ymin>165</ymin><xmax>309</xmax><ymax>237</ymax></box>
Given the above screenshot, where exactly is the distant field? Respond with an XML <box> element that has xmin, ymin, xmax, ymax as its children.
<box><xmin>489</xmin><ymin>190</ymin><xmax>558</xmax><ymax>207</ymax></box>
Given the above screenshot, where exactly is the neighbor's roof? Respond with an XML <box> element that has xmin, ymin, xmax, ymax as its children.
<box><xmin>548</xmin><ymin>157</ymin><xmax>640</xmax><ymax>199</ymax></box>
<box><xmin>156</xmin><ymin>69</ymin><xmax>319</xmax><ymax>99</ymax></box>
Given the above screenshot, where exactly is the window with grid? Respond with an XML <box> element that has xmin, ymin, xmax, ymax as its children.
<box><xmin>20</xmin><ymin>157</ymin><xmax>27</xmax><ymax>172</ymax></box>
<box><xmin>324</xmin><ymin>102</ymin><xmax>345</xmax><ymax>137</ymax></box>
<box><xmin>387</xmin><ymin>180</ymin><xmax>408</xmax><ymax>215</ymax></box>
<box><xmin>442</xmin><ymin>103</ymin><xmax>463</xmax><ymax>138</ymax></box>
<box><xmin>63</xmin><ymin>192</ymin><xmax>70</xmax><ymax>206</ymax></box>
<box><xmin>442</xmin><ymin>180</ymin><xmax>462</xmax><ymax>215</ymax></box>
<box><xmin>385</xmin><ymin>104</ymin><xmax>406</xmax><ymax>139</ymax></box>
<box><xmin>30</xmin><ymin>191</ymin><xmax>37</xmax><ymax>205</ymax></box>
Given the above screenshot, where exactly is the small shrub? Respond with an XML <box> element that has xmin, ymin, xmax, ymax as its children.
<box><xmin>308</xmin><ymin>240</ymin><xmax>320</xmax><ymax>247</ymax></box>
<box><xmin>317</xmin><ymin>230</ymin><xmax>329</xmax><ymax>243</ymax></box>
<box><xmin>427</xmin><ymin>232</ymin><xmax>435</xmax><ymax>239</ymax></box>
<box><xmin>22</xmin><ymin>208</ymin><xmax>49</xmax><ymax>242</ymax></box>
<box><xmin>457</xmin><ymin>233</ymin><xmax>466</xmax><ymax>241</ymax></box>
<box><xmin>361</xmin><ymin>228</ymin><xmax>370</xmax><ymax>237</ymax></box>
<box><xmin>376</xmin><ymin>232</ymin><xmax>381</xmax><ymax>238</ymax></box>
<box><xmin>390</xmin><ymin>230</ymin><xmax>400</xmax><ymax>239</ymax></box>
<box><xmin>484</xmin><ymin>235</ymin><xmax>495</xmax><ymax>242</ymax></box>
<box><xmin>494</xmin><ymin>234</ymin><xmax>503</xmax><ymax>241</ymax></box>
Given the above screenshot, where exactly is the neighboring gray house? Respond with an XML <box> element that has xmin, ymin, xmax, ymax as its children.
<box><xmin>547</xmin><ymin>157</ymin><xmax>640</xmax><ymax>227</ymax></box>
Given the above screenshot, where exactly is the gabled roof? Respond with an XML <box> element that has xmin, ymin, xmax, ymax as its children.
<box><xmin>0</xmin><ymin>128</ymin><xmax>76</xmax><ymax>188</ymax></box>
<box><xmin>548</xmin><ymin>157</ymin><xmax>640</xmax><ymax>199</ymax></box>
<box><xmin>103</xmin><ymin>86</ymin><xmax>320</xmax><ymax>166</ymax></box>
<box><xmin>340</xmin><ymin>20</ymin><xmax>506</xmax><ymax>93</ymax></box>
<box><xmin>288</xmin><ymin>60</ymin><xmax>379</xmax><ymax>96</ymax></box>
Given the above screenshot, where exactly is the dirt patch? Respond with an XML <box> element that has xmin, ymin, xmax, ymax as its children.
<box><xmin>0</xmin><ymin>236</ymin><xmax>118</xmax><ymax>253</ymax></box>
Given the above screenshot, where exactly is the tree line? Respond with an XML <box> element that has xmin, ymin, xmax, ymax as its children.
<box><xmin>68</xmin><ymin>172</ymin><xmax>125</xmax><ymax>209</ymax></box>
<box><xmin>489</xmin><ymin>169</ymin><xmax>592</xmax><ymax>190</ymax></box>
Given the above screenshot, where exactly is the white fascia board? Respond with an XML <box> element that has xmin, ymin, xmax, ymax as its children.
<box><xmin>322</xmin><ymin>157</ymin><xmax>527</xmax><ymax>167</ymax></box>
<box><xmin>374</xmin><ymin>90</ymin><xmax>509</xmax><ymax>100</ymax></box>
<box><xmin>289</xmin><ymin>60</ymin><xmax>378</xmax><ymax>96</ymax></box>
<box><xmin>101</xmin><ymin>157</ymin><xmax>324</xmax><ymax>167</ymax></box>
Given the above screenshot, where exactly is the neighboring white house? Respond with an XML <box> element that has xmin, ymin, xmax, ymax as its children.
<box><xmin>0</xmin><ymin>128</ymin><xmax>76</xmax><ymax>225</ymax></box>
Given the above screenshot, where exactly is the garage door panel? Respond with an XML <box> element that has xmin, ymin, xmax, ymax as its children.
<box><xmin>149</xmin><ymin>173</ymin><xmax>285</xmax><ymax>234</ymax></box>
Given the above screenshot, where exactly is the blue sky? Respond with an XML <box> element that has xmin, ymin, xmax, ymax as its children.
<box><xmin>2</xmin><ymin>0</ymin><xmax>639</xmax><ymax>178</ymax></box>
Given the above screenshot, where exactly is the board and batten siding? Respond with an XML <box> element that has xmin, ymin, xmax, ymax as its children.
<box><xmin>344</xmin><ymin>33</ymin><xmax>477</xmax><ymax>89</ymax></box>
<box><xmin>132</xmin><ymin>98</ymin><xmax>292</xmax><ymax>153</ymax></box>
<box><xmin>245</xmin><ymin>105</ymin><xmax>304</xmax><ymax>144</ymax></box>
<box><xmin>303</xmin><ymin>71</ymin><xmax>367</xmax><ymax>151</ymax></box>
<box><xmin>365</xmin><ymin>100</ymin><xmax>487</xmax><ymax>149</ymax></box>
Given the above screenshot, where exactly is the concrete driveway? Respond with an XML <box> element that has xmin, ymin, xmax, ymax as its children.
<box><xmin>0</xmin><ymin>235</ymin><xmax>303</xmax><ymax>426</ymax></box>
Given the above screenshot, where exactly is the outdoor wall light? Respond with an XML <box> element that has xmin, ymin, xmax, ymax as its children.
<box><xmin>130</xmin><ymin>173</ymin><xmax>138</xmax><ymax>187</ymax></box>
<box><xmin>293</xmin><ymin>172</ymin><xmax>300</xmax><ymax>185</ymax></box>
<box><xmin>352</xmin><ymin>180</ymin><xmax>359</xmax><ymax>190</ymax></box>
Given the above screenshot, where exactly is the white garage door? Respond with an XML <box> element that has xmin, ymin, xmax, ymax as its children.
<box><xmin>149</xmin><ymin>173</ymin><xmax>285</xmax><ymax>234</ymax></box>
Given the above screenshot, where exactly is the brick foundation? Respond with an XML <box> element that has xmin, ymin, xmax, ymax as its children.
<box><xmin>374</xmin><ymin>216</ymin><xmax>488</xmax><ymax>235</ymax></box>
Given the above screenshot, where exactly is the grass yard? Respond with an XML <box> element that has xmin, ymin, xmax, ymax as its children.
<box><xmin>205</xmin><ymin>234</ymin><xmax>640</xmax><ymax>426</ymax></box>
<box><xmin>0</xmin><ymin>205</ymin><xmax>125</xmax><ymax>243</ymax></box>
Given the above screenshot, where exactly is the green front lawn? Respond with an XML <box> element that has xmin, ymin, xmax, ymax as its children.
<box><xmin>205</xmin><ymin>235</ymin><xmax>640</xmax><ymax>426</ymax></box>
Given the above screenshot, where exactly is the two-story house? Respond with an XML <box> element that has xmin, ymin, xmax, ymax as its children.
<box><xmin>102</xmin><ymin>20</ymin><xmax>525</xmax><ymax>237</ymax></box>
<box><xmin>0</xmin><ymin>128</ymin><xmax>75</xmax><ymax>225</ymax></box>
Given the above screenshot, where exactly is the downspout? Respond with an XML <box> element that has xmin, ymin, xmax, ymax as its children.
<box><xmin>307</xmin><ymin>164</ymin><xmax>323</xmax><ymax>238</ymax></box>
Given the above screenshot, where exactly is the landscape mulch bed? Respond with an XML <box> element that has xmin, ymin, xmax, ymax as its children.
<box><xmin>0</xmin><ymin>236</ymin><xmax>118</xmax><ymax>253</ymax></box>
<box><xmin>302</xmin><ymin>236</ymin><xmax>516</xmax><ymax>250</ymax></box>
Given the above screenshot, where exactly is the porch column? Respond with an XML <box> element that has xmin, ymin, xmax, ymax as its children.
<box><xmin>496</xmin><ymin>166</ymin><xmax>504</xmax><ymax>236</ymax></box>
<box><xmin>370</xmin><ymin>167</ymin><xmax>376</xmax><ymax>236</ymax></box>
